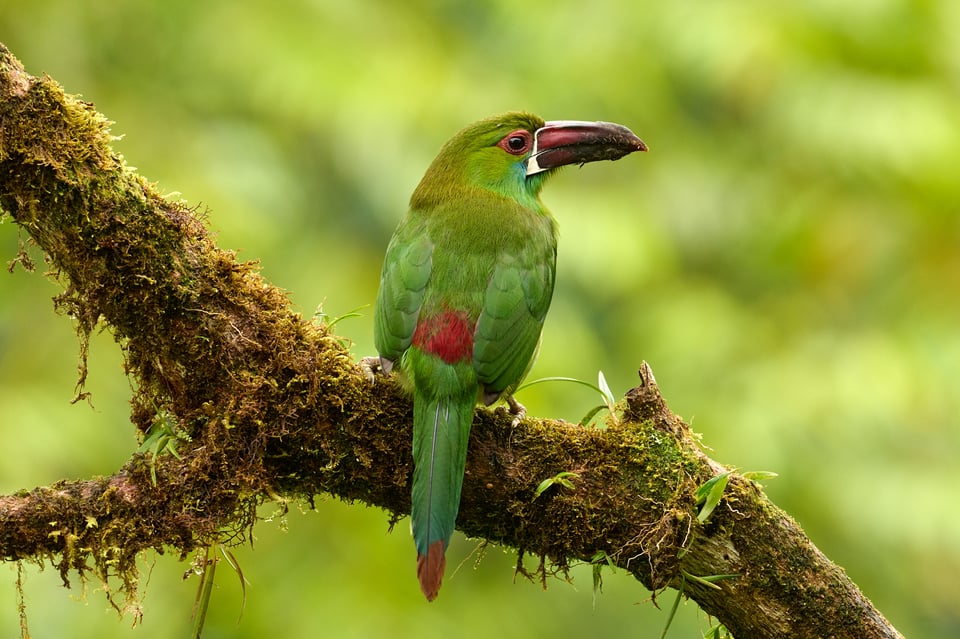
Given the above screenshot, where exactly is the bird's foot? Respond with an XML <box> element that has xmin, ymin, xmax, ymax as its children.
<box><xmin>359</xmin><ymin>356</ymin><xmax>387</xmax><ymax>385</ymax></box>
<box><xmin>506</xmin><ymin>395</ymin><xmax>526</xmax><ymax>428</ymax></box>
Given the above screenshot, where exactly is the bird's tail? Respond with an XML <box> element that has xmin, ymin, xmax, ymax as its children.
<box><xmin>411</xmin><ymin>388</ymin><xmax>475</xmax><ymax>601</ymax></box>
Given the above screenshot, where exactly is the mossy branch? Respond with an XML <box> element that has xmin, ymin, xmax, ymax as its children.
<box><xmin>0</xmin><ymin>43</ymin><xmax>902</xmax><ymax>639</ymax></box>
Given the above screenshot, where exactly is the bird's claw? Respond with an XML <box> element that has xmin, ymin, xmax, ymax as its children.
<box><xmin>360</xmin><ymin>356</ymin><xmax>382</xmax><ymax>385</ymax></box>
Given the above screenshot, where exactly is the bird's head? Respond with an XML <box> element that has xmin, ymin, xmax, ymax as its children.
<box><xmin>411</xmin><ymin>112</ymin><xmax>647</xmax><ymax>208</ymax></box>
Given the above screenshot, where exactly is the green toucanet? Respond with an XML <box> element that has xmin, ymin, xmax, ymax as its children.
<box><xmin>371</xmin><ymin>112</ymin><xmax>646</xmax><ymax>600</ymax></box>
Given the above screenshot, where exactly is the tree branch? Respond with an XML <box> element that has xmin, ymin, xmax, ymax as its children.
<box><xmin>0</xmin><ymin>43</ymin><xmax>902</xmax><ymax>638</ymax></box>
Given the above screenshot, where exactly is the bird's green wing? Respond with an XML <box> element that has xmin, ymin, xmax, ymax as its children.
<box><xmin>473</xmin><ymin>247</ymin><xmax>555</xmax><ymax>401</ymax></box>
<box><xmin>373</xmin><ymin>218</ymin><xmax>433</xmax><ymax>365</ymax></box>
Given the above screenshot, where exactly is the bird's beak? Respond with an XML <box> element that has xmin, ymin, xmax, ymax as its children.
<box><xmin>526</xmin><ymin>120</ymin><xmax>648</xmax><ymax>176</ymax></box>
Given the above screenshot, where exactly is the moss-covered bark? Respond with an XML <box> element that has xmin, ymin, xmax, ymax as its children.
<box><xmin>0</xmin><ymin>43</ymin><xmax>902</xmax><ymax>638</ymax></box>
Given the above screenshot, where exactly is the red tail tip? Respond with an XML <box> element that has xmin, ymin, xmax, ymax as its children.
<box><xmin>417</xmin><ymin>540</ymin><xmax>447</xmax><ymax>602</ymax></box>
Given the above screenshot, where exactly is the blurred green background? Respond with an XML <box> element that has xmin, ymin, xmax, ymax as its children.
<box><xmin>1</xmin><ymin>1</ymin><xmax>958</xmax><ymax>637</ymax></box>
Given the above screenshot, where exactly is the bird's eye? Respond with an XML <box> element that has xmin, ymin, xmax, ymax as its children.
<box><xmin>507</xmin><ymin>136</ymin><xmax>526</xmax><ymax>150</ymax></box>
<box><xmin>498</xmin><ymin>130</ymin><xmax>532</xmax><ymax>155</ymax></box>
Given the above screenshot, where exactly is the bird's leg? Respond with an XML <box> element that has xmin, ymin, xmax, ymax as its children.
<box><xmin>485</xmin><ymin>392</ymin><xmax>526</xmax><ymax>428</ymax></box>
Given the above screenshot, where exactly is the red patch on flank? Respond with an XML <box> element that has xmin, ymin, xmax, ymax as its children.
<box><xmin>412</xmin><ymin>310</ymin><xmax>475</xmax><ymax>364</ymax></box>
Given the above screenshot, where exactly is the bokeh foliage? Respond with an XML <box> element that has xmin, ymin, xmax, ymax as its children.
<box><xmin>1</xmin><ymin>1</ymin><xmax>957</xmax><ymax>637</ymax></box>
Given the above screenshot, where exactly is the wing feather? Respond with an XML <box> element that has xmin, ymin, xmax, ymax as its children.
<box><xmin>473</xmin><ymin>248</ymin><xmax>555</xmax><ymax>400</ymax></box>
<box><xmin>374</xmin><ymin>220</ymin><xmax>433</xmax><ymax>362</ymax></box>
